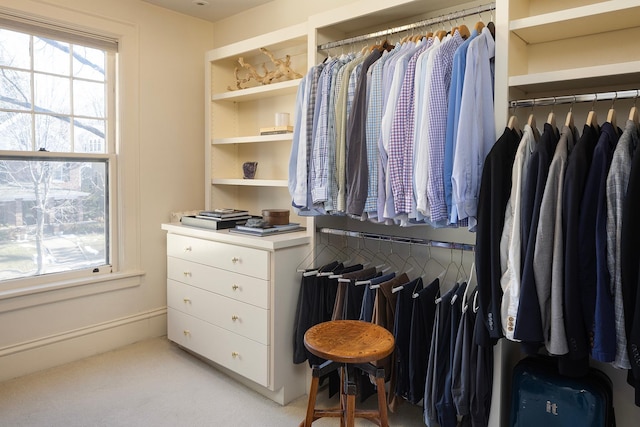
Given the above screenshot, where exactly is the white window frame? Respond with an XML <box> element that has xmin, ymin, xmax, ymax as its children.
<box><xmin>0</xmin><ymin>6</ymin><xmax>143</xmax><ymax>307</ymax></box>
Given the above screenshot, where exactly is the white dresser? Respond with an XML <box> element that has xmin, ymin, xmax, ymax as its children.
<box><xmin>161</xmin><ymin>223</ymin><xmax>310</xmax><ymax>405</ymax></box>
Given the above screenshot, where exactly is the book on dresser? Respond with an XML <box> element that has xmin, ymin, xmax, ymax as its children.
<box><xmin>198</xmin><ymin>209</ymin><xmax>250</xmax><ymax>219</ymax></box>
<box><xmin>230</xmin><ymin>223</ymin><xmax>304</xmax><ymax>236</ymax></box>
<box><xmin>181</xmin><ymin>215</ymin><xmax>249</xmax><ymax>230</ymax></box>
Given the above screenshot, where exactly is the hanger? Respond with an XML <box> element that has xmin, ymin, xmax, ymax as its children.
<box><xmin>458</xmin><ymin>24</ymin><xmax>471</xmax><ymax>39</ymax></box>
<box><xmin>607</xmin><ymin>92</ymin><xmax>618</xmax><ymax>132</ymax></box>
<box><xmin>546</xmin><ymin>97</ymin><xmax>557</xmax><ymax>128</ymax></box>
<box><xmin>507</xmin><ymin>104</ymin><xmax>520</xmax><ymax>134</ymax></box>
<box><xmin>586</xmin><ymin>94</ymin><xmax>599</xmax><ymax>128</ymax></box>
<box><xmin>298</xmin><ymin>231</ymin><xmax>353</xmax><ymax>275</ymax></box>
<box><xmin>527</xmin><ymin>100</ymin><xmax>537</xmax><ymax>129</ymax></box>
<box><xmin>630</xmin><ymin>90</ymin><xmax>640</xmax><ymax>126</ymax></box>
<box><xmin>474</xmin><ymin>6</ymin><xmax>485</xmax><ymax>33</ymax></box>
<box><xmin>435</xmin><ymin>30</ymin><xmax>447</xmax><ymax>40</ymax></box>
<box><xmin>460</xmin><ymin>262</ymin><xmax>476</xmax><ymax>312</ymax></box>
<box><xmin>565</xmin><ymin>96</ymin><xmax>575</xmax><ymax>128</ymax></box>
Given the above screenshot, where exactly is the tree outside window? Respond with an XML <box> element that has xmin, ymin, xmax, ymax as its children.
<box><xmin>0</xmin><ymin>27</ymin><xmax>113</xmax><ymax>281</ymax></box>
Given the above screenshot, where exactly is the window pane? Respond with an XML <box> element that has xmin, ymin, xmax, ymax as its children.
<box><xmin>0</xmin><ymin>68</ymin><xmax>31</xmax><ymax>111</ymax></box>
<box><xmin>34</xmin><ymin>73</ymin><xmax>70</xmax><ymax>115</ymax></box>
<box><xmin>73</xmin><ymin>80</ymin><xmax>105</xmax><ymax>118</ymax></box>
<box><xmin>73</xmin><ymin>46</ymin><xmax>105</xmax><ymax>81</ymax></box>
<box><xmin>0</xmin><ymin>111</ymin><xmax>32</xmax><ymax>150</ymax></box>
<box><xmin>33</xmin><ymin>37</ymin><xmax>70</xmax><ymax>76</ymax></box>
<box><xmin>74</xmin><ymin>119</ymin><xmax>105</xmax><ymax>153</ymax></box>
<box><xmin>0</xmin><ymin>159</ymin><xmax>108</xmax><ymax>281</ymax></box>
<box><xmin>35</xmin><ymin>113</ymin><xmax>71</xmax><ymax>152</ymax></box>
<box><xmin>0</xmin><ymin>29</ymin><xmax>30</xmax><ymax>69</ymax></box>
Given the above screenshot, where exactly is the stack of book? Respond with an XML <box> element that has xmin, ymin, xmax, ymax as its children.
<box><xmin>181</xmin><ymin>209</ymin><xmax>252</xmax><ymax>230</ymax></box>
<box><xmin>230</xmin><ymin>222</ymin><xmax>305</xmax><ymax>237</ymax></box>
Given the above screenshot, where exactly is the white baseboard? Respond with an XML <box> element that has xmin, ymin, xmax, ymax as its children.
<box><xmin>0</xmin><ymin>308</ymin><xmax>167</xmax><ymax>382</ymax></box>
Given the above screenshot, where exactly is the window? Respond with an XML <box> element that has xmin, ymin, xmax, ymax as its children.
<box><xmin>0</xmin><ymin>23</ymin><xmax>116</xmax><ymax>283</ymax></box>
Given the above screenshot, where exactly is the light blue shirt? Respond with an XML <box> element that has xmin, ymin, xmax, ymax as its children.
<box><xmin>289</xmin><ymin>69</ymin><xmax>311</xmax><ymax>209</ymax></box>
<box><xmin>450</xmin><ymin>27</ymin><xmax>496</xmax><ymax>230</ymax></box>
<box><xmin>444</xmin><ymin>30</ymin><xmax>478</xmax><ymax>223</ymax></box>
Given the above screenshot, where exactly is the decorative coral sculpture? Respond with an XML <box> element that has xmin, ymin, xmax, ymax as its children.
<box><xmin>228</xmin><ymin>47</ymin><xmax>302</xmax><ymax>91</ymax></box>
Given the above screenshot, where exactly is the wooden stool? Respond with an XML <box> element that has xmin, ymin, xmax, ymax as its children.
<box><xmin>299</xmin><ymin>320</ymin><xmax>395</xmax><ymax>427</ymax></box>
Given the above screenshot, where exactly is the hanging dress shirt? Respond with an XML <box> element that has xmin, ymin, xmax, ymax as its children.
<box><xmin>311</xmin><ymin>58</ymin><xmax>341</xmax><ymax>207</ymax></box>
<box><xmin>450</xmin><ymin>26</ymin><xmax>495</xmax><ymax>230</ymax></box>
<box><xmin>414</xmin><ymin>36</ymin><xmax>444</xmax><ymax>220</ymax></box>
<box><xmin>426</xmin><ymin>31</ymin><xmax>465</xmax><ymax>226</ymax></box>
<box><xmin>364</xmin><ymin>48</ymin><xmax>395</xmax><ymax>217</ymax></box>
<box><xmin>500</xmin><ymin>124</ymin><xmax>539</xmax><ymax>341</ymax></box>
<box><xmin>382</xmin><ymin>41</ymin><xmax>424</xmax><ymax>221</ymax></box>
<box><xmin>388</xmin><ymin>39</ymin><xmax>430</xmax><ymax>216</ymax></box>
<box><xmin>289</xmin><ymin>71</ymin><xmax>310</xmax><ymax>208</ymax></box>
<box><xmin>346</xmin><ymin>49</ymin><xmax>383</xmax><ymax>216</ymax></box>
<box><xmin>335</xmin><ymin>55</ymin><xmax>366</xmax><ymax>212</ymax></box>
<box><xmin>532</xmin><ymin>124</ymin><xmax>578</xmax><ymax>356</ymax></box>
<box><xmin>606</xmin><ymin>120</ymin><xmax>639</xmax><ymax>369</ymax></box>
<box><xmin>377</xmin><ymin>43</ymin><xmax>412</xmax><ymax>222</ymax></box>
<box><xmin>445</xmin><ymin>30</ymin><xmax>479</xmax><ymax>223</ymax></box>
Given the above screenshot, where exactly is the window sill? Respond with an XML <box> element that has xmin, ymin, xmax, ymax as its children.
<box><xmin>0</xmin><ymin>270</ymin><xmax>145</xmax><ymax>313</ymax></box>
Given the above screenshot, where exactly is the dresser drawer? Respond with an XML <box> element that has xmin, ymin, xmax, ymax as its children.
<box><xmin>168</xmin><ymin>280</ymin><xmax>269</xmax><ymax>344</ymax></box>
<box><xmin>167</xmin><ymin>256</ymin><xmax>269</xmax><ymax>309</ymax></box>
<box><xmin>167</xmin><ymin>234</ymin><xmax>269</xmax><ymax>279</ymax></box>
<box><xmin>168</xmin><ymin>308</ymin><xmax>269</xmax><ymax>387</ymax></box>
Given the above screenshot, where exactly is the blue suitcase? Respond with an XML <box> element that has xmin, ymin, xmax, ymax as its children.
<box><xmin>510</xmin><ymin>356</ymin><xmax>615</xmax><ymax>427</ymax></box>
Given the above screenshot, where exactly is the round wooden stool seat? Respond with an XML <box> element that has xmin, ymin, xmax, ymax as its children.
<box><xmin>300</xmin><ymin>320</ymin><xmax>395</xmax><ymax>427</ymax></box>
<box><xmin>303</xmin><ymin>320</ymin><xmax>394</xmax><ymax>363</ymax></box>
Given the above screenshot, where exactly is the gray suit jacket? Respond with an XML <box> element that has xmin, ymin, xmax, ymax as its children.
<box><xmin>533</xmin><ymin>124</ymin><xmax>578</xmax><ymax>355</ymax></box>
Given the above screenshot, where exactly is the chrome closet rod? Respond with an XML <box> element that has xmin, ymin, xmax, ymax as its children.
<box><xmin>510</xmin><ymin>89</ymin><xmax>640</xmax><ymax>109</ymax></box>
<box><xmin>317</xmin><ymin>2</ymin><xmax>495</xmax><ymax>51</ymax></box>
<box><xmin>317</xmin><ymin>227</ymin><xmax>475</xmax><ymax>252</ymax></box>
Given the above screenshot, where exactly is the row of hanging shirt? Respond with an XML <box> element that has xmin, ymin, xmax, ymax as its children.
<box><xmin>292</xmin><ymin>248</ymin><xmax>494</xmax><ymax>427</ymax></box>
<box><xmin>288</xmin><ymin>22</ymin><xmax>495</xmax><ymax>231</ymax></box>
<box><xmin>475</xmin><ymin>100</ymin><xmax>640</xmax><ymax>404</ymax></box>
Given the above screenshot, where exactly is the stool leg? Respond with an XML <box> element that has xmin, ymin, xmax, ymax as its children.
<box><xmin>343</xmin><ymin>365</ymin><xmax>357</xmax><ymax>427</ymax></box>
<box><xmin>375</xmin><ymin>374</ymin><xmax>389</xmax><ymax>427</ymax></box>
<box><xmin>339</xmin><ymin>366</ymin><xmax>346</xmax><ymax>427</ymax></box>
<box><xmin>301</xmin><ymin>375</ymin><xmax>319</xmax><ymax>427</ymax></box>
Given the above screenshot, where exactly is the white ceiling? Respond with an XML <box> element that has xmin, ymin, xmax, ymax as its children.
<box><xmin>142</xmin><ymin>0</ymin><xmax>272</xmax><ymax>22</ymax></box>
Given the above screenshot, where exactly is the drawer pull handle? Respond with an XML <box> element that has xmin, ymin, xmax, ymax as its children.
<box><xmin>183</xmin><ymin>330</ymin><xmax>191</xmax><ymax>336</ymax></box>
<box><xmin>183</xmin><ymin>271</ymin><xmax>192</xmax><ymax>277</ymax></box>
<box><xmin>231</xmin><ymin>315</ymin><xmax>239</xmax><ymax>321</ymax></box>
<box><xmin>183</xmin><ymin>298</ymin><xmax>191</xmax><ymax>304</ymax></box>
<box><xmin>184</xmin><ymin>246</ymin><xmax>192</xmax><ymax>252</ymax></box>
<box><xmin>231</xmin><ymin>352</ymin><xmax>240</xmax><ymax>358</ymax></box>
<box><xmin>231</xmin><ymin>257</ymin><xmax>240</xmax><ymax>264</ymax></box>
<box><xmin>232</xmin><ymin>284</ymin><xmax>239</xmax><ymax>291</ymax></box>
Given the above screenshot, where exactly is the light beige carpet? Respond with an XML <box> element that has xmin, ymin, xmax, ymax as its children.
<box><xmin>0</xmin><ymin>337</ymin><xmax>425</xmax><ymax>426</ymax></box>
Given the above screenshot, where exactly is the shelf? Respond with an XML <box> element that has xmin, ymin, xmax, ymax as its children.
<box><xmin>212</xmin><ymin>178</ymin><xmax>289</xmax><ymax>187</ymax></box>
<box><xmin>211</xmin><ymin>79</ymin><xmax>301</xmax><ymax>102</ymax></box>
<box><xmin>509</xmin><ymin>61</ymin><xmax>640</xmax><ymax>94</ymax></box>
<box><xmin>206</xmin><ymin>23</ymin><xmax>307</xmax><ymax>62</ymax></box>
<box><xmin>212</xmin><ymin>134</ymin><xmax>294</xmax><ymax>145</ymax></box>
<box><xmin>510</xmin><ymin>0</ymin><xmax>640</xmax><ymax>44</ymax></box>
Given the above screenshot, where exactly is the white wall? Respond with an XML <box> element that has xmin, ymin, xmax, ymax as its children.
<box><xmin>0</xmin><ymin>0</ymin><xmax>212</xmax><ymax>380</ymax></box>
